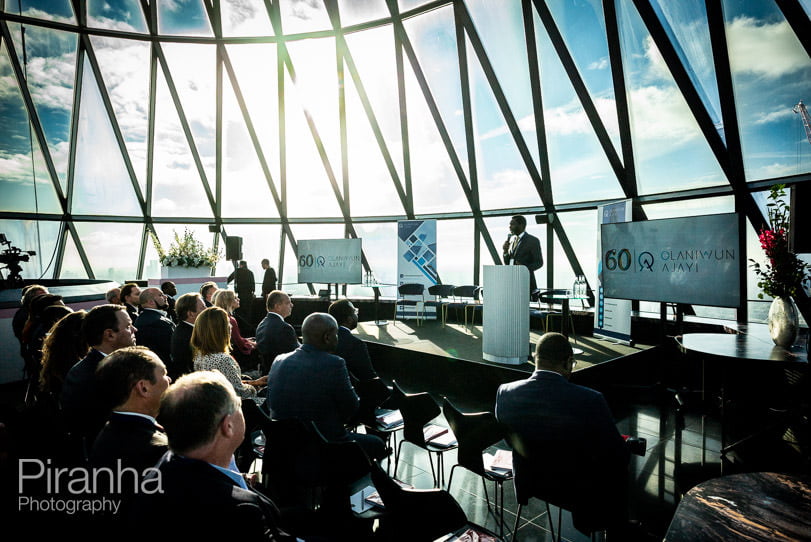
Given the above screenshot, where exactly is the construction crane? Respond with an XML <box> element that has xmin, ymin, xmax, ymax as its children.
<box><xmin>794</xmin><ymin>100</ymin><xmax>811</xmax><ymax>145</ymax></box>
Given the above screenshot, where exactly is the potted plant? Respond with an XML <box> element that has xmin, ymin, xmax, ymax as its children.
<box><xmin>749</xmin><ymin>184</ymin><xmax>811</xmax><ymax>347</ymax></box>
<box><xmin>152</xmin><ymin>228</ymin><xmax>222</xmax><ymax>278</ymax></box>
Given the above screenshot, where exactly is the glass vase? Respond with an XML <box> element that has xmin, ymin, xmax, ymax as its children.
<box><xmin>768</xmin><ymin>296</ymin><xmax>799</xmax><ymax>348</ymax></box>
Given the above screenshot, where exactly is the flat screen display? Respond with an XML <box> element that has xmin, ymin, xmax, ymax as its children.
<box><xmin>297</xmin><ymin>238</ymin><xmax>363</xmax><ymax>284</ymax></box>
<box><xmin>600</xmin><ymin>213</ymin><xmax>741</xmax><ymax>307</ymax></box>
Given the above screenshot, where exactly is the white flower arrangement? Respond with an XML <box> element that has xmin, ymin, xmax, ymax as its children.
<box><xmin>151</xmin><ymin>228</ymin><xmax>221</xmax><ymax>268</ymax></box>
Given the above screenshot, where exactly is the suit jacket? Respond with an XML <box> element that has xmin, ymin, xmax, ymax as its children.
<box><xmin>266</xmin><ymin>344</ymin><xmax>359</xmax><ymax>441</ymax></box>
<box><xmin>90</xmin><ymin>412</ymin><xmax>168</xmax><ymax>472</ymax></box>
<box><xmin>61</xmin><ymin>348</ymin><xmax>109</xmax><ymax>446</ymax></box>
<box><xmin>255</xmin><ymin>312</ymin><xmax>300</xmax><ymax>373</ymax></box>
<box><xmin>129</xmin><ymin>452</ymin><xmax>295</xmax><ymax>541</ymax></box>
<box><xmin>262</xmin><ymin>267</ymin><xmax>278</xmax><ymax>297</ymax></box>
<box><xmin>228</xmin><ymin>267</ymin><xmax>256</xmax><ymax>297</ymax></box>
<box><xmin>124</xmin><ymin>302</ymin><xmax>140</xmax><ymax>322</ymax></box>
<box><xmin>169</xmin><ymin>321</ymin><xmax>194</xmax><ymax>380</ymax></box>
<box><xmin>504</xmin><ymin>231</ymin><xmax>543</xmax><ymax>291</ymax></box>
<box><xmin>134</xmin><ymin>309</ymin><xmax>175</xmax><ymax>365</ymax></box>
<box><xmin>335</xmin><ymin>326</ymin><xmax>377</xmax><ymax>383</ymax></box>
<box><xmin>495</xmin><ymin>371</ymin><xmax>629</xmax><ymax>528</ymax></box>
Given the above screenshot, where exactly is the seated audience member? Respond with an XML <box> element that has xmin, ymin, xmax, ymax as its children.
<box><xmin>200</xmin><ymin>281</ymin><xmax>217</xmax><ymax>307</ymax></box>
<box><xmin>213</xmin><ymin>289</ymin><xmax>259</xmax><ymax>371</ymax></box>
<box><xmin>192</xmin><ymin>307</ymin><xmax>266</xmax><ymax>399</ymax></box>
<box><xmin>39</xmin><ymin>310</ymin><xmax>88</xmax><ymax>401</ymax></box>
<box><xmin>120</xmin><ymin>283</ymin><xmax>142</xmax><ymax>322</ymax></box>
<box><xmin>255</xmin><ymin>290</ymin><xmax>300</xmax><ymax>374</ymax></box>
<box><xmin>495</xmin><ymin>332</ymin><xmax>632</xmax><ymax>536</ymax></box>
<box><xmin>13</xmin><ymin>284</ymin><xmax>48</xmax><ymax>346</ymax></box>
<box><xmin>91</xmin><ymin>346</ymin><xmax>170</xmax><ymax>471</ymax></box>
<box><xmin>134</xmin><ymin>287</ymin><xmax>175</xmax><ymax>365</ymax></box>
<box><xmin>105</xmin><ymin>287</ymin><xmax>121</xmax><ymax>305</ymax></box>
<box><xmin>169</xmin><ymin>292</ymin><xmax>205</xmax><ymax>381</ymax></box>
<box><xmin>61</xmin><ymin>304</ymin><xmax>138</xmax><ymax>454</ymax></box>
<box><xmin>161</xmin><ymin>281</ymin><xmax>178</xmax><ymax>323</ymax></box>
<box><xmin>21</xmin><ymin>294</ymin><xmax>67</xmax><ymax>380</ymax></box>
<box><xmin>130</xmin><ymin>371</ymin><xmax>299</xmax><ymax>540</ymax></box>
<box><xmin>267</xmin><ymin>313</ymin><xmax>386</xmax><ymax>461</ymax></box>
<box><xmin>327</xmin><ymin>299</ymin><xmax>377</xmax><ymax>383</ymax></box>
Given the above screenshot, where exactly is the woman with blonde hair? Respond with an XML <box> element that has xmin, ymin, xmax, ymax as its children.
<box><xmin>190</xmin><ymin>306</ymin><xmax>266</xmax><ymax>399</ymax></box>
<box><xmin>212</xmin><ymin>289</ymin><xmax>258</xmax><ymax>370</ymax></box>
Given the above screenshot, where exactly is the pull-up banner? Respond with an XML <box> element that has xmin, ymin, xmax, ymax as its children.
<box><xmin>397</xmin><ymin>220</ymin><xmax>438</xmax><ymax>319</ymax></box>
<box><xmin>600</xmin><ymin>213</ymin><xmax>741</xmax><ymax>308</ymax></box>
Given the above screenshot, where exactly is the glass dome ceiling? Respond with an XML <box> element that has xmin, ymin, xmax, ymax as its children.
<box><xmin>1</xmin><ymin>0</ymin><xmax>810</xmax><ymax>320</ymax></box>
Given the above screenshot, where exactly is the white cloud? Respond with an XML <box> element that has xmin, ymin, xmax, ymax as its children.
<box><xmin>754</xmin><ymin>107</ymin><xmax>794</xmax><ymax>125</ymax></box>
<box><xmin>752</xmin><ymin>161</ymin><xmax>801</xmax><ymax>179</ymax></box>
<box><xmin>727</xmin><ymin>17</ymin><xmax>808</xmax><ymax>79</ymax></box>
<box><xmin>588</xmin><ymin>57</ymin><xmax>609</xmax><ymax>71</ymax></box>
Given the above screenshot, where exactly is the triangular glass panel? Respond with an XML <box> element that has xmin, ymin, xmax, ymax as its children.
<box><xmin>285</xmin><ymin>37</ymin><xmax>342</xmax><ymax>197</ymax></box>
<box><xmin>344</xmin><ymin>56</ymin><xmax>406</xmax><ymax>217</ymax></box>
<box><xmin>278</xmin><ymin>0</ymin><xmax>331</xmax><ymax>34</ymax></box>
<box><xmin>344</xmin><ymin>24</ymin><xmax>404</xmax><ymax>187</ymax></box>
<box><xmin>0</xmin><ymin>41</ymin><xmax>62</xmax><ymax>214</ymax></box>
<box><xmin>465</xmin><ymin>35</ymin><xmax>543</xmax><ymax>211</ymax></box>
<box><xmin>90</xmin><ymin>35</ymin><xmax>150</xmax><ymax>194</ymax></box>
<box><xmin>533</xmin><ymin>12</ymin><xmax>624</xmax><ymax>205</ymax></box>
<box><xmin>161</xmin><ymin>42</ymin><xmax>217</xmax><ymax>194</ymax></box>
<box><xmin>402</xmin><ymin>4</ymin><xmax>469</xmax><ymax>179</ymax></box>
<box><xmin>16</xmin><ymin>0</ymin><xmax>75</xmax><ymax>23</ymax></box>
<box><xmin>5</xmin><ymin>23</ymin><xmax>76</xmax><ymax>191</ymax></box>
<box><xmin>0</xmin><ymin>218</ymin><xmax>61</xmax><ymax>281</ymax></box>
<box><xmin>152</xmin><ymin>68</ymin><xmax>215</xmax><ymax>218</ymax></box>
<box><xmin>88</xmin><ymin>0</ymin><xmax>148</xmax><ymax>33</ymax></box>
<box><xmin>722</xmin><ymin>0</ymin><xmax>811</xmax><ymax>180</ymax></box>
<box><xmin>73</xmin><ymin>222</ymin><xmax>143</xmax><ymax>284</ymax></box>
<box><xmin>226</xmin><ymin>43</ymin><xmax>280</xmax><ymax>193</ymax></box>
<box><xmin>59</xmin><ymin>228</ymin><xmax>90</xmax><ymax>280</ymax></box>
<box><xmin>350</xmin><ymin>221</ymin><xmax>398</xmax><ymax>297</ymax></box>
<box><xmin>221</xmin><ymin>224</ymin><xmax>282</xmax><ymax>277</ymax></box>
<box><xmin>158</xmin><ymin>0</ymin><xmax>213</xmax><ymax>36</ymax></box>
<box><xmin>72</xmin><ymin>55</ymin><xmax>143</xmax><ymax>216</ymax></box>
<box><xmin>616</xmin><ymin>1</ymin><xmax>726</xmax><ymax>195</ymax></box>
<box><xmin>402</xmin><ymin>45</ymin><xmax>470</xmax><ymax>215</ymax></box>
<box><xmin>543</xmin><ymin>0</ymin><xmax>623</xmax><ymax>153</ymax></box>
<box><xmin>648</xmin><ymin>0</ymin><xmax>723</xmax><ymax>142</ymax></box>
<box><xmin>220</xmin><ymin>70</ymin><xmax>279</xmax><ymax>219</ymax></box>
<box><xmin>283</xmin><ymin>70</ymin><xmax>345</xmax><ymax>219</ymax></box>
<box><xmin>220</xmin><ymin>0</ymin><xmax>273</xmax><ymax>37</ymax></box>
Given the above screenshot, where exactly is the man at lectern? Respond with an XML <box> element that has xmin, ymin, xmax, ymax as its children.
<box><xmin>502</xmin><ymin>214</ymin><xmax>543</xmax><ymax>294</ymax></box>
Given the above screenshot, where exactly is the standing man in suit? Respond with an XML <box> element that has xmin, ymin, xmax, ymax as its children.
<box><xmin>161</xmin><ymin>281</ymin><xmax>178</xmax><ymax>323</ymax></box>
<box><xmin>134</xmin><ymin>287</ymin><xmax>175</xmax><ymax>366</ymax></box>
<box><xmin>129</xmin><ymin>370</ymin><xmax>299</xmax><ymax>540</ymax></box>
<box><xmin>228</xmin><ymin>260</ymin><xmax>256</xmax><ymax>324</ymax></box>
<box><xmin>495</xmin><ymin>332</ymin><xmax>631</xmax><ymax>536</ymax></box>
<box><xmin>120</xmin><ymin>283</ymin><xmax>141</xmax><ymax>322</ymax></box>
<box><xmin>61</xmin><ymin>304</ymin><xmax>138</xmax><ymax>455</ymax></box>
<box><xmin>261</xmin><ymin>258</ymin><xmax>278</xmax><ymax>300</ymax></box>
<box><xmin>169</xmin><ymin>292</ymin><xmax>206</xmax><ymax>380</ymax></box>
<box><xmin>266</xmin><ymin>313</ymin><xmax>386</xmax><ymax>461</ymax></box>
<box><xmin>255</xmin><ymin>290</ymin><xmax>299</xmax><ymax>374</ymax></box>
<box><xmin>502</xmin><ymin>214</ymin><xmax>543</xmax><ymax>294</ymax></box>
<box><xmin>328</xmin><ymin>299</ymin><xmax>378</xmax><ymax>383</ymax></box>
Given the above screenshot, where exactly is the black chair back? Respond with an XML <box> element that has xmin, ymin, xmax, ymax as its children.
<box><xmin>397</xmin><ymin>283</ymin><xmax>425</xmax><ymax>296</ymax></box>
<box><xmin>428</xmin><ymin>284</ymin><xmax>456</xmax><ymax>298</ymax></box>
<box><xmin>442</xmin><ymin>397</ymin><xmax>505</xmax><ymax>477</ymax></box>
<box><xmin>393</xmin><ymin>381</ymin><xmax>440</xmax><ymax>448</ymax></box>
<box><xmin>354</xmin><ymin>377</ymin><xmax>393</xmax><ymax>426</ymax></box>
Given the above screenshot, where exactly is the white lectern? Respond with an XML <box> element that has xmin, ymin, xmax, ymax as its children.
<box><xmin>483</xmin><ymin>265</ymin><xmax>530</xmax><ymax>365</ymax></box>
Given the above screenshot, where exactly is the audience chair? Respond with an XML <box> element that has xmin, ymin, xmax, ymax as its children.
<box><xmin>425</xmin><ymin>284</ymin><xmax>456</xmax><ymax>327</ymax></box>
<box><xmin>442</xmin><ymin>397</ymin><xmax>514</xmax><ymax>538</ymax></box>
<box><xmin>536</xmin><ymin>289</ymin><xmax>577</xmax><ymax>341</ymax></box>
<box><xmin>447</xmin><ymin>285</ymin><xmax>483</xmax><ymax>327</ymax></box>
<box><xmin>351</xmin><ymin>377</ymin><xmax>403</xmax><ymax>471</ymax></box>
<box><xmin>237</xmin><ymin>398</ymin><xmax>268</xmax><ymax>472</ymax></box>
<box><xmin>391</xmin><ymin>381</ymin><xmax>458</xmax><ymax>488</ymax></box>
<box><xmin>394</xmin><ymin>283</ymin><xmax>426</xmax><ymax>325</ymax></box>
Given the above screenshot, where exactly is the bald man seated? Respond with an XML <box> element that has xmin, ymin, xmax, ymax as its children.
<box><xmin>266</xmin><ymin>312</ymin><xmax>386</xmax><ymax>462</ymax></box>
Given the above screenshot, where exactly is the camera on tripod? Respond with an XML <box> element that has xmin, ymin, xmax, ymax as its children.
<box><xmin>0</xmin><ymin>233</ymin><xmax>37</xmax><ymax>289</ymax></box>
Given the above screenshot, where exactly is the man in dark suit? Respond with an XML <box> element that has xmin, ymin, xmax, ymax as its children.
<box><xmin>129</xmin><ymin>370</ymin><xmax>298</xmax><ymax>541</ymax></box>
<box><xmin>120</xmin><ymin>283</ymin><xmax>141</xmax><ymax>322</ymax></box>
<box><xmin>91</xmin><ymin>346</ymin><xmax>170</xmax><ymax>471</ymax></box>
<box><xmin>261</xmin><ymin>258</ymin><xmax>278</xmax><ymax>299</ymax></box>
<box><xmin>228</xmin><ymin>260</ymin><xmax>256</xmax><ymax>323</ymax></box>
<box><xmin>266</xmin><ymin>313</ymin><xmax>386</xmax><ymax>461</ymax></box>
<box><xmin>160</xmin><ymin>281</ymin><xmax>178</xmax><ymax>323</ymax></box>
<box><xmin>62</xmin><ymin>304</ymin><xmax>138</xmax><ymax>455</ymax></box>
<box><xmin>169</xmin><ymin>292</ymin><xmax>205</xmax><ymax>380</ymax></box>
<box><xmin>327</xmin><ymin>299</ymin><xmax>377</xmax><ymax>383</ymax></box>
<box><xmin>134</xmin><ymin>287</ymin><xmax>175</xmax><ymax>366</ymax></box>
<box><xmin>502</xmin><ymin>214</ymin><xmax>543</xmax><ymax>294</ymax></box>
<box><xmin>255</xmin><ymin>290</ymin><xmax>300</xmax><ymax>373</ymax></box>
<box><xmin>495</xmin><ymin>332</ymin><xmax>630</xmax><ymax>536</ymax></box>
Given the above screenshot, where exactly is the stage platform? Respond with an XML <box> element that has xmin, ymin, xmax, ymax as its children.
<box><xmin>355</xmin><ymin>318</ymin><xmax>652</xmax><ymax>374</ymax></box>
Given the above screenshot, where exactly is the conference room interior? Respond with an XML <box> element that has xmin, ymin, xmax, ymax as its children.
<box><xmin>1</xmin><ymin>1</ymin><xmax>811</xmax><ymax>540</ymax></box>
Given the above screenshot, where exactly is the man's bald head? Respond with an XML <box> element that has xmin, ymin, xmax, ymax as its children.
<box><xmin>301</xmin><ymin>312</ymin><xmax>339</xmax><ymax>352</ymax></box>
<box><xmin>534</xmin><ymin>332</ymin><xmax>574</xmax><ymax>375</ymax></box>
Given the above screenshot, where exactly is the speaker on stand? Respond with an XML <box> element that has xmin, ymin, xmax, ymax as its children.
<box><xmin>225</xmin><ymin>236</ymin><xmax>243</xmax><ymax>261</ymax></box>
